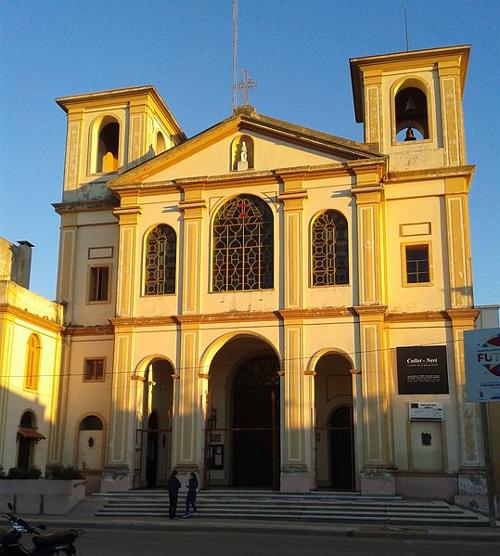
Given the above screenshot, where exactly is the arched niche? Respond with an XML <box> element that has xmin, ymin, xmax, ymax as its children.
<box><xmin>230</xmin><ymin>135</ymin><xmax>254</xmax><ymax>171</ymax></box>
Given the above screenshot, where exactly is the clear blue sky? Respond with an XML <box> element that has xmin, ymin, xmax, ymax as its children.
<box><xmin>0</xmin><ymin>0</ymin><xmax>498</xmax><ymax>305</ymax></box>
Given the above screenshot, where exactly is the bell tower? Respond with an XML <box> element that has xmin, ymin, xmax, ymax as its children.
<box><xmin>350</xmin><ymin>45</ymin><xmax>470</xmax><ymax>171</ymax></box>
<box><xmin>56</xmin><ymin>86</ymin><xmax>185</xmax><ymax>203</ymax></box>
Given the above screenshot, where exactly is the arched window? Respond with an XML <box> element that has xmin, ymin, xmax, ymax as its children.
<box><xmin>156</xmin><ymin>132</ymin><xmax>166</xmax><ymax>154</ymax></box>
<box><xmin>395</xmin><ymin>85</ymin><xmax>429</xmax><ymax>142</ymax></box>
<box><xmin>25</xmin><ymin>334</ymin><xmax>41</xmax><ymax>390</ymax></box>
<box><xmin>97</xmin><ymin>118</ymin><xmax>119</xmax><ymax>172</ymax></box>
<box><xmin>144</xmin><ymin>225</ymin><xmax>177</xmax><ymax>295</ymax></box>
<box><xmin>312</xmin><ymin>210</ymin><xmax>349</xmax><ymax>286</ymax></box>
<box><xmin>213</xmin><ymin>195</ymin><xmax>273</xmax><ymax>291</ymax></box>
<box><xmin>79</xmin><ymin>415</ymin><xmax>103</xmax><ymax>431</ymax></box>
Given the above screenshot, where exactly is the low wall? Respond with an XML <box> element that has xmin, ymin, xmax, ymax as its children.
<box><xmin>395</xmin><ymin>473</ymin><xmax>457</xmax><ymax>502</ymax></box>
<box><xmin>0</xmin><ymin>480</ymin><xmax>86</xmax><ymax>515</ymax></box>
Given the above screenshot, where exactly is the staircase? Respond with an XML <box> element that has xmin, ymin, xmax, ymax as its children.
<box><xmin>93</xmin><ymin>489</ymin><xmax>489</xmax><ymax>526</ymax></box>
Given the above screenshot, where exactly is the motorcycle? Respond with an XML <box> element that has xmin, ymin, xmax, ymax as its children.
<box><xmin>0</xmin><ymin>503</ymin><xmax>83</xmax><ymax>555</ymax></box>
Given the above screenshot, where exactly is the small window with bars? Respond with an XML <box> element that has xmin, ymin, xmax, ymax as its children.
<box><xmin>88</xmin><ymin>266</ymin><xmax>110</xmax><ymax>302</ymax></box>
<box><xmin>405</xmin><ymin>244</ymin><xmax>430</xmax><ymax>284</ymax></box>
<box><xmin>84</xmin><ymin>359</ymin><xmax>105</xmax><ymax>381</ymax></box>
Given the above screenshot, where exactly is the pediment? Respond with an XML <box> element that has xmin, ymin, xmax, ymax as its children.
<box><xmin>109</xmin><ymin>109</ymin><xmax>383</xmax><ymax>188</ymax></box>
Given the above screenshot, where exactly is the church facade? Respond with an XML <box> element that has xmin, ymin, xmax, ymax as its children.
<box><xmin>2</xmin><ymin>44</ymin><xmax>492</xmax><ymax>502</ymax></box>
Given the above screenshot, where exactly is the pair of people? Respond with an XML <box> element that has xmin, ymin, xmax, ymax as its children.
<box><xmin>167</xmin><ymin>470</ymin><xmax>198</xmax><ymax>519</ymax></box>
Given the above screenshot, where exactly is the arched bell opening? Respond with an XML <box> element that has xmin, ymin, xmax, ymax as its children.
<box><xmin>314</xmin><ymin>353</ymin><xmax>355</xmax><ymax>490</ymax></box>
<box><xmin>205</xmin><ymin>334</ymin><xmax>281</xmax><ymax>489</ymax></box>
<box><xmin>138</xmin><ymin>358</ymin><xmax>174</xmax><ymax>488</ymax></box>
<box><xmin>395</xmin><ymin>86</ymin><xmax>429</xmax><ymax>142</ymax></box>
<box><xmin>97</xmin><ymin>118</ymin><xmax>119</xmax><ymax>172</ymax></box>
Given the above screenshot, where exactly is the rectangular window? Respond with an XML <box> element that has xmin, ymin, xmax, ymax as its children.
<box><xmin>405</xmin><ymin>244</ymin><xmax>430</xmax><ymax>284</ymax></box>
<box><xmin>84</xmin><ymin>359</ymin><xmax>105</xmax><ymax>381</ymax></box>
<box><xmin>88</xmin><ymin>266</ymin><xmax>109</xmax><ymax>302</ymax></box>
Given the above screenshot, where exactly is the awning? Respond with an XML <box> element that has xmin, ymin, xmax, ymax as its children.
<box><xmin>17</xmin><ymin>427</ymin><xmax>46</xmax><ymax>441</ymax></box>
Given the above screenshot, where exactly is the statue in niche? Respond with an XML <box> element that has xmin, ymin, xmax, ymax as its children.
<box><xmin>237</xmin><ymin>139</ymin><xmax>249</xmax><ymax>171</ymax></box>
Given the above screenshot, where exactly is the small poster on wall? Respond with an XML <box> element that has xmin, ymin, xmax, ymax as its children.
<box><xmin>397</xmin><ymin>345</ymin><xmax>449</xmax><ymax>394</ymax></box>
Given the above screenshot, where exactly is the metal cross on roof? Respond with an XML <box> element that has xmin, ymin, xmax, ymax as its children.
<box><xmin>234</xmin><ymin>69</ymin><xmax>257</xmax><ymax>106</ymax></box>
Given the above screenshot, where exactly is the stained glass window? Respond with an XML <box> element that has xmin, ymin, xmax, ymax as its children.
<box><xmin>312</xmin><ymin>210</ymin><xmax>349</xmax><ymax>286</ymax></box>
<box><xmin>213</xmin><ymin>195</ymin><xmax>273</xmax><ymax>291</ymax></box>
<box><xmin>144</xmin><ymin>225</ymin><xmax>176</xmax><ymax>295</ymax></box>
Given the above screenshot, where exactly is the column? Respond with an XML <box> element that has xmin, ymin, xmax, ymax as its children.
<box><xmin>278</xmin><ymin>179</ymin><xmax>311</xmax><ymax>492</ymax></box>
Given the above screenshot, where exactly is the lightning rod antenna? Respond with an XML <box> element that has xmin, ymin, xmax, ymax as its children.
<box><xmin>232</xmin><ymin>0</ymin><xmax>238</xmax><ymax>111</ymax></box>
<box><xmin>403</xmin><ymin>1</ymin><xmax>409</xmax><ymax>51</ymax></box>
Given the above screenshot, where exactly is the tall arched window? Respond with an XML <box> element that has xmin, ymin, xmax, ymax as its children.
<box><xmin>312</xmin><ymin>210</ymin><xmax>349</xmax><ymax>286</ymax></box>
<box><xmin>25</xmin><ymin>334</ymin><xmax>41</xmax><ymax>390</ymax></box>
<box><xmin>213</xmin><ymin>195</ymin><xmax>273</xmax><ymax>291</ymax></box>
<box><xmin>97</xmin><ymin>118</ymin><xmax>120</xmax><ymax>172</ymax></box>
<box><xmin>144</xmin><ymin>225</ymin><xmax>177</xmax><ymax>295</ymax></box>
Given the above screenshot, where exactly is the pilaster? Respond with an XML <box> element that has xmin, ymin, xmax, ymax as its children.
<box><xmin>114</xmin><ymin>193</ymin><xmax>142</xmax><ymax>318</ymax></box>
<box><xmin>63</xmin><ymin>109</ymin><xmax>83</xmax><ymax>193</ymax></box>
<box><xmin>56</xmin><ymin>213</ymin><xmax>78</xmax><ymax>324</ymax></box>
<box><xmin>446</xmin><ymin>309</ymin><xmax>487</xmax><ymax>500</ymax></box>
<box><xmin>354</xmin><ymin>305</ymin><xmax>395</xmax><ymax>495</ymax></box>
<box><xmin>46</xmin><ymin>332</ymin><xmax>63</xmax><ymax>466</ymax></box>
<box><xmin>444</xmin><ymin>177</ymin><xmax>473</xmax><ymax>308</ymax></box>
<box><xmin>0</xmin><ymin>318</ymin><xmax>13</xmax><ymax>464</ymax></box>
<box><xmin>362</xmin><ymin>70</ymin><xmax>383</xmax><ymax>146</ymax></box>
<box><xmin>101</xmin><ymin>323</ymin><xmax>136</xmax><ymax>491</ymax></box>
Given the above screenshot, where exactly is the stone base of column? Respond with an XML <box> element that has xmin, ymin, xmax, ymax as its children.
<box><xmin>454</xmin><ymin>468</ymin><xmax>489</xmax><ymax>513</ymax></box>
<box><xmin>360</xmin><ymin>467</ymin><xmax>396</xmax><ymax>496</ymax></box>
<box><xmin>100</xmin><ymin>466</ymin><xmax>133</xmax><ymax>492</ymax></box>
<box><xmin>280</xmin><ymin>465</ymin><xmax>310</xmax><ymax>493</ymax></box>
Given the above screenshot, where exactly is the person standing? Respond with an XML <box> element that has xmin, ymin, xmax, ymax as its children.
<box><xmin>167</xmin><ymin>469</ymin><xmax>181</xmax><ymax>519</ymax></box>
<box><xmin>184</xmin><ymin>472</ymin><xmax>198</xmax><ymax>516</ymax></box>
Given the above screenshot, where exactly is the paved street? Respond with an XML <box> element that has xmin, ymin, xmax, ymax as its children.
<box><xmin>76</xmin><ymin>529</ymin><xmax>500</xmax><ymax>556</ymax></box>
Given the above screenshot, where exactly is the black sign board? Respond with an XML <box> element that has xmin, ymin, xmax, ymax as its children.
<box><xmin>397</xmin><ymin>345</ymin><xmax>449</xmax><ymax>394</ymax></box>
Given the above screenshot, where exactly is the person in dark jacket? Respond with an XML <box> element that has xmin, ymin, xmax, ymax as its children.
<box><xmin>167</xmin><ymin>469</ymin><xmax>181</xmax><ymax>519</ymax></box>
<box><xmin>183</xmin><ymin>472</ymin><xmax>198</xmax><ymax>516</ymax></box>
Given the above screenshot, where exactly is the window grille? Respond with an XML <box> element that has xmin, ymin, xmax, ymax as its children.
<box><xmin>213</xmin><ymin>195</ymin><xmax>273</xmax><ymax>291</ymax></box>
<box><xmin>145</xmin><ymin>225</ymin><xmax>176</xmax><ymax>295</ymax></box>
<box><xmin>312</xmin><ymin>210</ymin><xmax>349</xmax><ymax>286</ymax></box>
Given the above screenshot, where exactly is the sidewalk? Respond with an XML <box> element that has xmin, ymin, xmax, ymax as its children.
<box><xmin>23</xmin><ymin>497</ymin><xmax>500</xmax><ymax>542</ymax></box>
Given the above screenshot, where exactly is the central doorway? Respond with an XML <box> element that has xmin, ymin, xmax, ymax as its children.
<box><xmin>206</xmin><ymin>335</ymin><xmax>281</xmax><ymax>489</ymax></box>
<box><xmin>232</xmin><ymin>355</ymin><xmax>280</xmax><ymax>488</ymax></box>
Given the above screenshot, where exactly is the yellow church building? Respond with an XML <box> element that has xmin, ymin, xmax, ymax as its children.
<box><xmin>1</xmin><ymin>44</ymin><xmax>494</xmax><ymax>505</ymax></box>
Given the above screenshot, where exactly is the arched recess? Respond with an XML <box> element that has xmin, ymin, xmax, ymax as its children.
<box><xmin>17</xmin><ymin>410</ymin><xmax>41</xmax><ymax>470</ymax></box>
<box><xmin>134</xmin><ymin>356</ymin><xmax>175</xmax><ymax>488</ymax></box>
<box><xmin>392</xmin><ymin>78</ymin><xmax>430</xmax><ymax>142</ymax></box>
<box><xmin>76</xmin><ymin>414</ymin><xmax>105</xmax><ymax>472</ymax></box>
<box><xmin>311</xmin><ymin>350</ymin><xmax>356</xmax><ymax>490</ymax></box>
<box><xmin>212</xmin><ymin>194</ymin><xmax>274</xmax><ymax>292</ymax></box>
<box><xmin>200</xmin><ymin>332</ymin><xmax>281</xmax><ymax>489</ymax></box>
<box><xmin>230</xmin><ymin>134</ymin><xmax>255</xmax><ymax>170</ymax></box>
<box><xmin>156</xmin><ymin>131</ymin><xmax>166</xmax><ymax>154</ymax></box>
<box><xmin>89</xmin><ymin>115</ymin><xmax>121</xmax><ymax>174</ymax></box>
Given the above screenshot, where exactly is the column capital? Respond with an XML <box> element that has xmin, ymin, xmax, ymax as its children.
<box><xmin>353</xmin><ymin>305</ymin><xmax>387</xmax><ymax>322</ymax></box>
<box><xmin>446</xmin><ymin>308</ymin><xmax>479</xmax><ymax>325</ymax></box>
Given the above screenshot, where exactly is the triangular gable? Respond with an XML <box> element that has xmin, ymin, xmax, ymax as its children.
<box><xmin>109</xmin><ymin>108</ymin><xmax>383</xmax><ymax>188</ymax></box>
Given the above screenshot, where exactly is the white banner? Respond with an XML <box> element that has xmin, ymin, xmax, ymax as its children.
<box><xmin>464</xmin><ymin>327</ymin><xmax>500</xmax><ymax>402</ymax></box>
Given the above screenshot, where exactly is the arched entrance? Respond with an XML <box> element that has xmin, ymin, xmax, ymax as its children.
<box><xmin>137</xmin><ymin>358</ymin><xmax>174</xmax><ymax>488</ymax></box>
<box><xmin>314</xmin><ymin>352</ymin><xmax>355</xmax><ymax>490</ymax></box>
<box><xmin>206</xmin><ymin>335</ymin><xmax>281</xmax><ymax>489</ymax></box>
<box><xmin>17</xmin><ymin>411</ymin><xmax>37</xmax><ymax>470</ymax></box>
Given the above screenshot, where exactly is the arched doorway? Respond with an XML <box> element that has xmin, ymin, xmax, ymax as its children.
<box><xmin>206</xmin><ymin>335</ymin><xmax>281</xmax><ymax>489</ymax></box>
<box><xmin>17</xmin><ymin>411</ymin><xmax>38</xmax><ymax>470</ymax></box>
<box><xmin>138</xmin><ymin>358</ymin><xmax>174</xmax><ymax>488</ymax></box>
<box><xmin>314</xmin><ymin>352</ymin><xmax>355</xmax><ymax>490</ymax></box>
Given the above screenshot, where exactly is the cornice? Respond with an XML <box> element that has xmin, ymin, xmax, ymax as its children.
<box><xmin>386</xmin><ymin>165</ymin><xmax>475</xmax><ymax>184</ymax></box>
<box><xmin>0</xmin><ymin>304</ymin><xmax>63</xmax><ymax>333</ymax></box>
<box><xmin>53</xmin><ymin>199</ymin><xmax>118</xmax><ymax>215</ymax></box>
<box><xmin>64</xmin><ymin>325</ymin><xmax>114</xmax><ymax>336</ymax></box>
<box><xmin>385</xmin><ymin>311</ymin><xmax>450</xmax><ymax>323</ymax></box>
<box><xmin>446</xmin><ymin>308</ymin><xmax>480</xmax><ymax>323</ymax></box>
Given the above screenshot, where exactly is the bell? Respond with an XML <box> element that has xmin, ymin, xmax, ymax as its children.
<box><xmin>404</xmin><ymin>127</ymin><xmax>416</xmax><ymax>141</ymax></box>
<box><xmin>404</xmin><ymin>95</ymin><xmax>417</xmax><ymax>114</ymax></box>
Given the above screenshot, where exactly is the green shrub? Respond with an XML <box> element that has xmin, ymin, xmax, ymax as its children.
<box><xmin>45</xmin><ymin>465</ymin><xmax>84</xmax><ymax>480</ymax></box>
<box><xmin>6</xmin><ymin>466</ymin><xmax>42</xmax><ymax>479</ymax></box>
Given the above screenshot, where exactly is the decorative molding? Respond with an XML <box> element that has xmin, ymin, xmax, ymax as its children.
<box><xmin>0</xmin><ymin>304</ymin><xmax>63</xmax><ymax>333</ymax></box>
<box><xmin>446</xmin><ymin>308</ymin><xmax>480</xmax><ymax>323</ymax></box>
<box><xmin>64</xmin><ymin>324</ymin><xmax>114</xmax><ymax>336</ymax></box>
<box><xmin>385</xmin><ymin>311</ymin><xmax>449</xmax><ymax>323</ymax></box>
